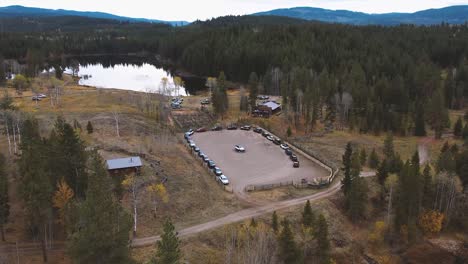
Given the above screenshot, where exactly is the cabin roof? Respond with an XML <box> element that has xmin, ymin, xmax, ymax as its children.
<box><xmin>106</xmin><ymin>157</ymin><xmax>142</xmax><ymax>170</ymax></box>
<box><xmin>262</xmin><ymin>101</ymin><xmax>281</xmax><ymax>111</ymax></box>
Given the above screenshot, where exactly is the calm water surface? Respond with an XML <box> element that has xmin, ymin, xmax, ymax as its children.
<box><xmin>68</xmin><ymin>63</ymin><xmax>192</xmax><ymax>96</ymax></box>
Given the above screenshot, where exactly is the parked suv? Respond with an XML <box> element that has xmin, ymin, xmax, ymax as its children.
<box><xmin>217</xmin><ymin>175</ymin><xmax>229</xmax><ymax>185</ymax></box>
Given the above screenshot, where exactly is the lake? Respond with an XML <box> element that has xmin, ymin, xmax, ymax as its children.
<box><xmin>66</xmin><ymin>63</ymin><xmax>206</xmax><ymax>96</ymax></box>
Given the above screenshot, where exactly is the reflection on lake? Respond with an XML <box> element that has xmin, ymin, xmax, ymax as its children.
<box><xmin>68</xmin><ymin>63</ymin><xmax>194</xmax><ymax>96</ymax></box>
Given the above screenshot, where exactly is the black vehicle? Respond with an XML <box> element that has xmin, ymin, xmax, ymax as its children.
<box><xmin>273</xmin><ymin>138</ymin><xmax>282</xmax><ymax>145</ymax></box>
<box><xmin>203</xmin><ymin>156</ymin><xmax>210</xmax><ymax>162</ymax></box>
<box><xmin>285</xmin><ymin>149</ymin><xmax>293</xmax><ymax>156</ymax></box>
<box><xmin>262</xmin><ymin>131</ymin><xmax>269</xmax><ymax>137</ymax></box>
<box><xmin>293</xmin><ymin>161</ymin><xmax>300</xmax><ymax>168</ymax></box>
<box><xmin>194</xmin><ymin>147</ymin><xmax>200</xmax><ymax>153</ymax></box>
<box><xmin>212</xmin><ymin>125</ymin><xmax>223</xmax><ymax>131</ymax></box>
<box><xmin>213</xmin><ymin>167</ymin><xmax>223</xmax><ymax>176</ymax></box>
<box><xmin>200</xmin><ymin>98</ymin><xmax>211</xmax><ymax>105</ymax></box>
<box><xmin>208</xmin><ymin>160</ymin><xmax>216</xmax><ymax>169</ymax></box>
<box><xmin>290</xmin><ymin>154</ymin><xmax>298</xmax><ymax>162</ymax></box>
<box><xmin>227</xmin><ymin>124</ymin><xmax>238</xmax><ymax>130</ymax></box>
<box><xmin>198</xmin><ymin>151</ymin><xmax>205</xmax><ymax>157</ymax></box>
<box><xmin>253</xmin><ymin>127</ymin><xmax>263</xmax><ymax>133</ymax></box>
<box><xmin>240</xmin><ymin>125</ymin><xmax>251</xmax><ymax>131</ymax></box>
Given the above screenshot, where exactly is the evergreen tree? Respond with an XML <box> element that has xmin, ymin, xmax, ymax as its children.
<box><xmin>414</xmin><ymin>102</ymin><xmax>426</xmax><ymax>136</ymax></box>
<box><xmin>68</xmin><ymin>152</ymin><xmax>132</xmax><ymax>264</ymax></box>
<box><xmin>341</xmin><ymin>142</ymin><xmax>353</xmax><ymax>195</ymax></box>
<box><xmin>0</xmin><ymin>154</ymin><xmax>9</xmax><ymax>241</ymax></box>
<box><xmin>383</xmin><ymin>133</ymin><xmax>395</xmax><ymax>160</ymax></box>
<box><xmin>454</xmin><ymin>117</ymin><xmax>463</xmax><ymax>138</ymax></box>
<box><xmin>250</xmin><ymin>217</ymin><xmax>257</xmax><ymax>228</ymax></box>
<box><xmin>287</xmin><ymin>126</ymin><xmax>292</xmax><ymax>137</ymax></box>
<box><xmin>272</xmin><ymin>211</ymin><xmax>279</xmax><ymax>233</ymax></box>
<box><xmin>0</xmin><ymin>55</ymin><xmax>5</xmax><ymax>85</ymax></box>
<box><xmin>346</xmin><ymin>177</ymin><xmax>368</xmax><ymax>222</ymax></box>
<box><xmin>368</xmin><ymin>148</ymin><xmax>380</xmax><ymax>169</ymax></box>
<box><xmin>422</xmin><ymin>165</ymin><xmax>434</xmax><ymax>209</ymax></box>
<box><xmin>377</xmin><ymin>159</ymin><xmax>389</xmax><ymax>184</ymax></box>
<box><xmin>359</xmin><ymin>148</ymin><xmax>367</xmax><ymax>167</ymax></box>
<box><xmin>278</xmin><ymin>219</ymin><xmax>301</xmax><ymax>264</ymax></box>
<box><xmin>302</xmin><ymin>200</ymin><xmax>315</xmax><ymax>228</ymax></box>
<box><xmin>86</xmin><ymin>121</ymin><xmax>94</xmax><ymax>134</ymax></box>
<box><xmin>427</xmin><ymin>87</ymin><xmax>449</xmax><ymax>139</ymax></box>
<box><xmin>316</xmin><ymin>214</ymin><xmax>331</xmax><ymax>264</ymax></box>
<box><xmin>248</xmin><ymin>72</ymin><xmax>259</xmax><ymax>110</ymax></box>
<box><xmin>152</xmin><ymin>218</ymin><xmax>181</xmax><ymax>264</ymax></box>
<box><xmin>51</xmin><ymin>117</ymin><xmax>88</xmax><ymax>197</ymax></box>
<box><xmin>18</xmin><ymin>118</ymin><xmax>53</xmax><ymax>262</ymax></box>
<box><xmin>462</xmin><ymin>124</ymin><xmax>468</xmax><ymax>140</ymax></box>
<box><xmin>212</xmin><ymin>72</ymin><xmax>228</xmax><ymax>116</ymax></box>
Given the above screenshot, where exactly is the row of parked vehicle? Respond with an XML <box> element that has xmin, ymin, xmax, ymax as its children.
<box><xmin>184</xmin><ymin>130</ymin><xmax>230</xmax><ymax>185</ymax></box>
<box><xmin>252</xmin><ymin>127</ymin><xmax>300</xmax><ymax>168</ymax></box>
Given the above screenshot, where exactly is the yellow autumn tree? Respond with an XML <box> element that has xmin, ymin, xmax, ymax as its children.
<box><xmin>368</xmin><ymin>221</ymin><xmax>387</xmax><ymax>246</ymax></box>
<box><xmin>147</xmin><ymin>183</ymin><xmax>169</xmax><ymax>215</ymax></box>
<box><xmin>418</xmin><ymin>210</ymin><xmax>444</xmax><ymax>235</ymax></box>
<box><xmin>52</xmin><ymin>178</ymin><xmax>74</xmax><ymax>224</ymax></box>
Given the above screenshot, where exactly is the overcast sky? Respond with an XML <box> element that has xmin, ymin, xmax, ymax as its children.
<box><xmin>1</xmin><ymin>0</ymin><xmax>468</xmax><ymax>21</ymax></box>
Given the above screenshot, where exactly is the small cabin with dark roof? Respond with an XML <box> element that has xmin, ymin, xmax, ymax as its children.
<box><xmin>106</xmin><ymin>156</ymin><xmax>142</xmax><ymax>176</ymax></box>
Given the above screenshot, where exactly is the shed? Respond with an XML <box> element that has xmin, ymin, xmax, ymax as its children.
<box><xmin>106</xmin><ymin>156</ymin><xmax>142</xmax><ymax>175</ymax></box>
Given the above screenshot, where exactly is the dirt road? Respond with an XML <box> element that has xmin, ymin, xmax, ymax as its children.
<box><xmin>131</xmin><ymin>171</ymin><xmax>376</xmax><ymax>247</ymax></box>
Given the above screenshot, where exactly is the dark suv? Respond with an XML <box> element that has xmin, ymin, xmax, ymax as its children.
<box><xmin>285</xmin><ymin>149</ymin><xmax>293</xmax><ymax>156</ymax></box>
<box><xmin>253</xmin><ymin>127</ymin><xmax>263</xmax><ymax>133</ymax></box>
<box><xmin>212</xmin><ymin>125</ymin><xmax>223</xmax><ymax>131</ymax></box>
<box><xmin>227</xmin><ymin>124</ymin><xmax>238</xmax><ymax>130</ymax></box>
<box><xmin>290</xmin><ymin>154</ymin><xmax>298</xmax><ymax>162</ymax></box>
<box><xmin>207</xmin><ymin>160</ymin><xmax>216</xmax><ymax>169</ymax></box>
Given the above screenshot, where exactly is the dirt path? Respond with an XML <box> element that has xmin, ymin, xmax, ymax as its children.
<box><xmin>132</xmin><ymin>172</ymin><xmax>376</xmax><ymax>247</ymax></box>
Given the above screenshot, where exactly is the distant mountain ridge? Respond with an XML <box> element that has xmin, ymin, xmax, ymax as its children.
<box><xmin>0</xmin><ymin>5</ymin><xmax>189</xmax><ymax>26</ymax></box>
<box><xmin>253</xmin><ymin>5</ymin><xmax>468</xmax><ymax>25</ymax></box>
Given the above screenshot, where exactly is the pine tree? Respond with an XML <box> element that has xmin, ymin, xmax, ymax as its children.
<box><xmin>287</xmin><ymin>126</ymin><xmax>292</xmax><ymax>137</ymax></box>
<box><xmin>0</xmin><ymin>55</ymin><xmax>5</xmax><ymax>85</ymax></box>
<box><xmin>422</xmin><ymin>165</ymin><xmax>434</xmax><ymax>209</ymax></box>
<box><xmin>68</xmin><ymin>152</ymin><xmax>132</xmax><ymax>264</ymax></box>
<box><xmin>0</xmin><ymin>154</ymin><xmax>9</xmax><ymax>241</ymax></box>
<box><xmin>454</xmin><ymin>117</ymin><xmax>463</xmax><ymax>137</ymax></box>
<box><xmin>302</xmin><ymin>200</ymin><xmax>315</xmax><ymax>228</ymax></box>
<box><xmin>18</xmin><ymin>118</ymin><xmax>53</xmax><ymax>262</ymax></box>
<box><xmin>341</xmin><ymin>142</ymin><xmax>353</xmax><ymax>195</ymax></box>
<box><xmin>278</xmin><ymin>218</ymin><xmax>301</xmax><ymax>264</ymax></box>
<box><xmin>316</xmin><ymin>215</ymin><xmax>331</xmax><ymax>264</ymax></box>
<box><xmin>272</xmin><ymin>211</ymin><xmax>279</xmax><ymax>233</ymax></box>
<box><xmin>462</xmin><ymin>124</ymin><xmax>468</xmax><ymax>140</ymax></box>
<box><xmin>414</xmin><ymin>102</ymin><xmax>426</xmax><ymax>136</ymax></box>
<box><xmin>248</xmin><ymin>72</ymin><xmax>259</xmax><ymax>110</ymax></box>
<box><xmin>383</xmin><ymin>133</ymin><xmax>395</xmax><ymax>160</ymax></box>
<box><xmin>250</xmin><ymin>217</ymin><xmax>257</xmax><ymax>228</ymax></box>
<box><xmin>86</xmin><ymin>121</ymin><xmax>94</xmax><ymax>134</ymax></box>
<box><xmin>359</xmin><ymin>148</ymin><xmax>367</xmax><ymax>166</ymax></box>
<box><xmin>51</xmin><ymin>117</ymin><xmax>88</xmax><ymax>198</ymax></box>
<box><xmin>152</xmin><ymin>218</ymin><xmax>181</xmax><ymax>264</ymax></box>
<box><xmin>368</xmin><ymin>148</ymin><xmax>380</xmax><ymax>169</ymax></box>
<box><xmin>377</xmin><ymin>159</ymin><xmax>389</xmax><ymax>185</ymax></box>
<box><xmin>346</xmin><ymin>177</ymin><xmax>368</xmax><ymax>222</ymax></box>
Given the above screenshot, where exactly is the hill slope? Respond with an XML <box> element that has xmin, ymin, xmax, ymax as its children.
<box><xmin>0</xmin><ymin>5</ymin><xmax>188</xmax><ymax>26</ymax></box>
<box><xmin>253</xmin><ymin>5</ymin><xmax>468</xmax><ymax>25</ymax></box>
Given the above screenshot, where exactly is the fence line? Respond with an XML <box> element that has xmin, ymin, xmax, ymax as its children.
<box><xmin>258</xmin><ymin>127</ymin><xmax>340</xmax><ymax>188</ymax></box>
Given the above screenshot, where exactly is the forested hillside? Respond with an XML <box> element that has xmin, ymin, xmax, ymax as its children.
<box><xmin>1</xmin><ymin>15</ymin><xmax>468</xmax><ymax>136</ymax></box>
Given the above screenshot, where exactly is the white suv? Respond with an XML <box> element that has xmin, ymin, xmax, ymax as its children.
<box><xmin>217</xmin><ymin>175</ymin><xmax>229</xmax><ymax>185</ymax></box>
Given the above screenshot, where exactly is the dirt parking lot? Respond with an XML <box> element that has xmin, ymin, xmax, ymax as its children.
<box><xmin>192</xmin><ymin>130</ymin><xmax>329</xmax><ymax>193</ymax></box>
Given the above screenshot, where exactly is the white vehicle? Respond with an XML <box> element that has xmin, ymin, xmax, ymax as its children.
<box><xmin>37</xmin><ymin>93</ymin><xmax>47</xmax><ymax>98</ymax></box>
<box><xmin>234</xmin><ymin>145</ymin><xmax>246</xmax><ymax>152</ymax></box>
<box><xmin>217</xmin><ymin>175</ymin><xmax>229</xmax><ymax>185</ymax></box>
<box><xmin>186</xmin><ymin>129</ymin><xmax>194</xmax><ymax>136</ymax></box>
<box><xmin>266</xmin><ymin>135</ymin><xmax>274</xmax><ymax>141</ymax></box>
<box><xmin>280</xmin><ymin>143</ymin><xmax>289</xmax><ymax>150</ymax></box>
